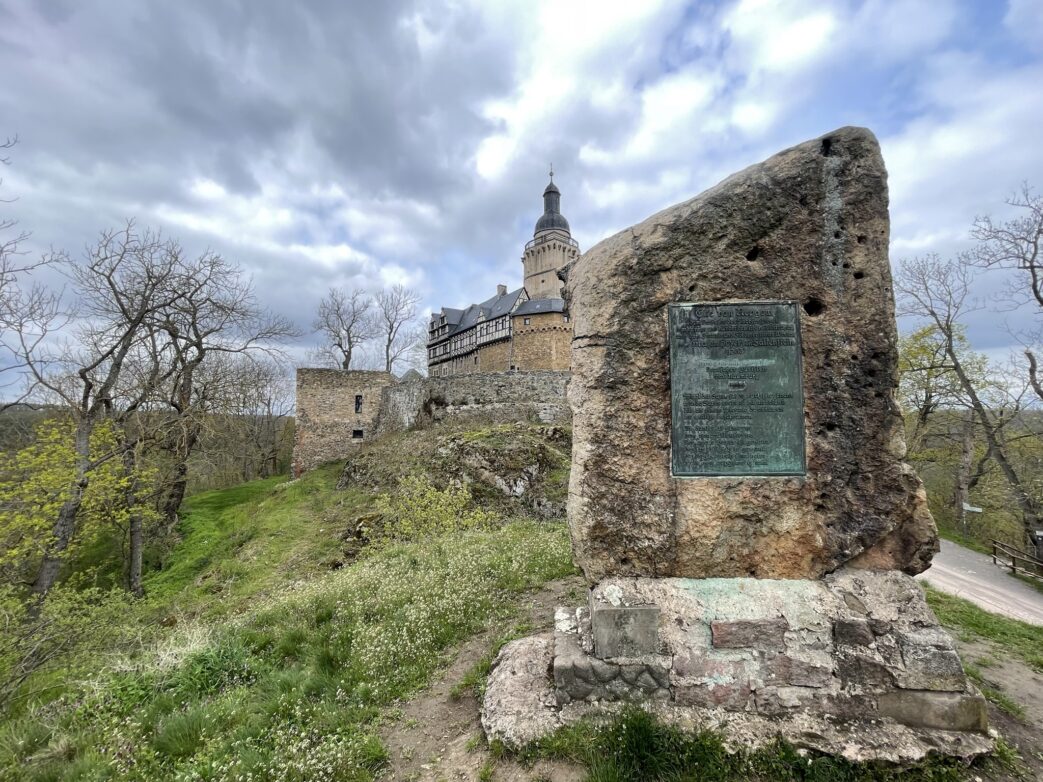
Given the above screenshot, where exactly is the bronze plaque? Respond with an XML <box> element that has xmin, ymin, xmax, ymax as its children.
<box><xmin>669</xmin><ymin>302</ymin><xmax>805</xmax><ymax>477</ymax></box>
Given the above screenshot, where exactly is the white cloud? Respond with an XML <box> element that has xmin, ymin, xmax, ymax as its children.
<box><xmin>723</xmin><ymin>0</ymin><xmax>837</xmax><ymax>75</ymax></box>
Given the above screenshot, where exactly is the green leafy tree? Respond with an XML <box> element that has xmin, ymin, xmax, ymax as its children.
<box><xmin>0</xmin><ymin>416</ymin><xmax>156</xmax><ymax>588</ymax></box>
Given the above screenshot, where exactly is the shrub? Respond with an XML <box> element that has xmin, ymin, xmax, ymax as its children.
<box><xmin>374</xmin><ymin>474</ymin><xmax>494</xmax><ymax>542</ymax></box>
<box><xmin>0</xmin><ymin>584</ymin><xmax>132</xmax><ymax>712</ymax></box>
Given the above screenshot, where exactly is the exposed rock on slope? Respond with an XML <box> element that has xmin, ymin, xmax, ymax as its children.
<box><xmin>336</xmin><ymin>423</ymin><xmax>571</xmax><ymax>518</ymax></box>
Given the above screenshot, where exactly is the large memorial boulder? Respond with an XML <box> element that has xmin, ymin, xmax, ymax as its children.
<box><xmin>563</xmin><ymin>126</ymin><xmax>936</xmax><ymax>581</ymax></box>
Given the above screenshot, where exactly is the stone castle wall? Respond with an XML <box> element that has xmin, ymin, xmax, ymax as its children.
<box><xmin>378</xmin><ymin>370</ymin><xmax>570</xmax><ymax>435</ymax></box>
<box><xmin>293</xmin><ymin>369</ymin><xmax>571</xmax><ymax>474</ymax></box>
<box><xmin>293</xmin><ymin>369</ymin><xmax>397</xmax><ymax>476</ymax></box>
<box><xmin>512</xmin><ymin>312</ymin><xmax>571</xmax><ymax>371</ymax></box>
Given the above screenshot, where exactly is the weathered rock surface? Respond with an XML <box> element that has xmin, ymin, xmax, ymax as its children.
<box><xmin>564</xmin><ymin>126</ymin><xmax>937</xmax><ymax>580</ymax></box>
<box><xmin>482</xmin><ymin>571</ymin><xmax>992</xmax><ymax>763</ymax></box>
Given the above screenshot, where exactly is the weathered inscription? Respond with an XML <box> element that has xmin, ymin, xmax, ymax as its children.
<box><xmin>670</xmin><ymin>302</ymin><xmax>805</xmax><ymax>476</ymax></box>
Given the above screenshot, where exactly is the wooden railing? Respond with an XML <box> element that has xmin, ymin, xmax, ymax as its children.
<box><xmin>991</xmin><ymin>539</ymin><xmax>1043</xmax><ymax>581</ymax></box>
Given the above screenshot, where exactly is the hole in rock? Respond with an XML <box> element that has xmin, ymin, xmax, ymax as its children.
<box><xmin>746</xmin><ymin>246</ymin><xmax>761</xmax><ymax>261</ymax></box>
<box><xmin>853</xmin><ymin>271</ymin><xmax>865</xmax><ymax>279</ymax></box>
<box><xmin>857</xmin><ymin>235</ymin><xmax>867</xmax><ymax>244</ymax></box>
<box><xmin>803</xmin><ymin>298</ymin><xmax>825</xmax><ymax>317</ymax></box>
<box><xmin>825</xmin><ymin>422</ymin><xmax>837</xmax><ymax>432</ymax></box>
<box><xmin>688</xmin><ymin>284</ymin><xmax>696</xmax><ymax>292</ymax></box>
<box><xmin>799</xmin><ymin>194</ymin><xmax>809</xmax><ymax>206</ymax></box>
<box><xmin>843</xmin><ymin>262</ymin><xmax>850</xmax><ymax>269</ymax></box>
<box><xmin>834</xmin><ymin>230</ymin><xmax>842</xmax><ymax>239</ymax></box>
<box><xmin>620</xmin><ymin>557</ymin><xmax>631</xmax><ymax>567</ymax></box>
<box><xmin>821</xmin><ymin>138</ymin><xmax>833</xmax><ymax>156</ymax></box>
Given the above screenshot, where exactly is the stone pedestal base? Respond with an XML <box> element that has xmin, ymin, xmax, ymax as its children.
<box><xmin>481</xmin><ymin>569</ymin><xmax>993</xmax><ymax>763</ymax></box>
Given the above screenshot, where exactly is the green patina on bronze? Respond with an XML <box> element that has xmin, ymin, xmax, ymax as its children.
<box><xmin>669</xmin><ymin>301</ymin><xmax>806</xmax><ymax>477</ymax></box>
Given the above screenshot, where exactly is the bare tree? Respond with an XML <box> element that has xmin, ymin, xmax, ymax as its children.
<box><xmin>969</xmin><ymin>184</ymin><xmax>1043</xmax><ymax>401</ymax></box>
<box><xmin>152</xmin><ymin>249</ymin><xmax>297</xmax><ymax>535</ymax></box>
<box><xmin>312</xmin><ymin>287</ymin><xmax>375</xmax><ymax>369</ymax></box>
<box><xmin>0</xmin><ymin>136</ymin><xmax>58</xmax><ymax>409</ymax></box>
<box><xmin>897</xmin><ymin>255</ymin><xmax>1042</xmax><ymax>555</ymax></box>
<box><xmin>375</xmin><ymin>284</ymin><xmax>421</xmax><ymax>373</ymax></box>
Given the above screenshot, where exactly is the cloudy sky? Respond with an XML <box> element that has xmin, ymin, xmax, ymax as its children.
<box><xmin>2</xmin><ymin>0</ymin><xmax>1042</xmax><ymax>362</ymax></box>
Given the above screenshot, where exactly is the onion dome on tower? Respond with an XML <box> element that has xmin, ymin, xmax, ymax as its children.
<box><xmin>522</xmin><ymin>167</ymin><xmax>580</xmax><ymax>300</ymax></box>
<box><xmin>534</xmin><ymin>175</ymin><xmax>571</xmax><ymax>235</ymax></box>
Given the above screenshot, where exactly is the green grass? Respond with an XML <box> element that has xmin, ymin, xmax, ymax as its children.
<box><xmin>143</xmin><ymin>462</ymin><xmax>365</xmax><ymax>619</ymax></box>
<box><xmin>0</xmin><ymin>520</ymin><xmax>575</xmax><ymax>781</ymax></box>
<box><xmin>924</xmin><ymin>584</ymin><xmax>1043</xmax><ymax>672</ymax></box>
<box><xmin>525</xmin><ymin>708</ymin><xmax>991</xmax><ymax>782</ymax></box>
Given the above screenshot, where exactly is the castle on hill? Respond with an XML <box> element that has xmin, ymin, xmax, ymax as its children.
<box><xmin>426</xmin><ymin>175</ymin><xmax>579</xmax><ymax>376</ymax></box>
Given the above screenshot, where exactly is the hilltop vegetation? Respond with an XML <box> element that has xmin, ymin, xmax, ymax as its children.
<box><xmin>3</xmin><ymin>421</ymin><xmax>1042</xmax><ymax>781</ymax></box>
<box><xmin>0</xmin><ymin>422</ymin><xmax>576</xmax><ymax>781</ymax></box>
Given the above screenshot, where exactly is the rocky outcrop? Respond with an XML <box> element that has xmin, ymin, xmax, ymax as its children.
<box><xmin>564</xmin><ymin>126</ymin><xmax>937</xmax><ymax>581</ymax></box>
<box><xmin>336</xmin><ymin>423</ymin><xmax>572</xmax><ymax>518</ymax></box>
<box><xmin>431</xmin><ymin>424</ymin><xmax>571</xmax><ymax>517</ymax></box>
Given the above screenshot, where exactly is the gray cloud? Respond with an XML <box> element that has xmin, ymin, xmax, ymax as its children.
<box><xmin>1</xmin><ymin>0</ymin><xmax>1042</xmax><ymax>367</ymax></box>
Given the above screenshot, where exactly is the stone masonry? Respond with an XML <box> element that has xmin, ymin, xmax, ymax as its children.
<box><xmin>292</xmin><ymin>369</ymin><xmax>395</xmax><ymax>476</ymax></box>
<box><xmin>483</xmin><ymin>571</ymin><xmax>992</xmax><ymax>762</ymax></box>
<box><xmin>551</xmin><ymin>572</ymin><xmax>986</xmax><ymax>731</ymax></box>
<box><xmin>292</xmin><ymin>369</ymin><xmax>570</xmax><ymax>475</ymax></box>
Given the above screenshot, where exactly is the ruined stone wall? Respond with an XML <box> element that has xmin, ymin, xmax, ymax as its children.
<box><xmin>376</xmin><ymin>370</ymin><xmax>570</xmax><ymax>435</ymax></box>
<box><xmin>292</xmin><ymin>369</ymin><xmax>396</xmax><ymax>476</ymax></box>
<box><xmin>511</xmin><ymin>313</ymin><xmax>571</xmax><ymax>371</ymax></box>
<box><xmin>293</xmin><ymin>368</ymin><xmax>571</xmax><ymax>474</ymax></box>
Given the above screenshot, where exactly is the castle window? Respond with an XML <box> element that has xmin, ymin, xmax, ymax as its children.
<box><xmin>355</xmin><ymin>394</ymin><xmax>362</xmax><ymax>413</ymax></box>
<box><xmin>352</xmin><ymin>429</ymin><xmax>364</xmax><ymax>439</ymax></box>
<box><xmin>523</xmin><ymin>317</ymin><xmax>531</xmax><ymax>325</ymax></box>
<box><xmin>474</xmin><ymin>356</ymin><xmax>478</xmax><ymax>365</ymax></box>
<box><xmin>563</xmin><ymin>315</ymin><xmax>570</xmax><ymax>323</ymax></box>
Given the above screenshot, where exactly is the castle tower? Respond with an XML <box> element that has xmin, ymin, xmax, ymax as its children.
<box><xmin>522</xmin><ymin>171</ymin><xmax>580</xmax><ymax>300</ymax></box>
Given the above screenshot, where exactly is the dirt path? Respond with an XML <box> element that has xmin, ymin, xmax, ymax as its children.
<box><xmin>953</xmin><ymin>638</ymin><xmax>1043</xmax><ymax>781</ymax></box>
<box><xmin>379</xmin><ymin>576</ymin><xmax>588</xmax><ymax>782</ymax></box>
<box><xmin>917</xmin><ymin>540</ymin><xmax>1043</xmax><ymax>626</ymax></box>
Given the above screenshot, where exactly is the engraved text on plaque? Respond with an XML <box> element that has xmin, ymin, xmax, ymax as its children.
<box><xmin>669</xmin><ymin>302</ymin><xmax>805</xmax><ymax>476</ymax></box>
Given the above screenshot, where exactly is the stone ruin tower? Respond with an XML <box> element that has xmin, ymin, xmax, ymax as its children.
<box><xmin>482</xmin><ymin>127</ymin><xmax>993</xmax><ymax>763</ymax></box>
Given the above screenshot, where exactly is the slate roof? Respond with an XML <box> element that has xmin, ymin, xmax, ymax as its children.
<box><xmin>514</xmin><ymin>298</ymin><xmax>566</xmax><ymax>315</ymax></box>
<box><xmin>430</xmin><ymin>287</ymin><xmax>525</xmax><ymax>341</ymax></box>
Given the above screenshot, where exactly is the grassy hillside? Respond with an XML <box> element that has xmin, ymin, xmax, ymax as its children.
<box><xmin>0</xmin><ymin>421</ymin><xmax>1035</xmax><ymax>781</ymax></box>
<box><xmin>0</xmin><ymin>424</ymin><xmax>576</xmax><ymax>782</ymax></box>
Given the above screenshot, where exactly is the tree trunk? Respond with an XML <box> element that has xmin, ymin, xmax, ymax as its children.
<box><xmin>32</xmin><ymin>419</ymin><xmax>91</xmax><ymax>596</ymax></box>
<box><xmin>1026</xmin><ymin>350</ymin><xmax>1043</xmax><ymax>404</ymax></box>
<box><xmin>952</xmin><ymin>413</ymin><xmax>975</xmax><ymax>533</ymax></box>
<box><xmin>161</xmin><ymin>459</ymin><xmax>190</xmax><ymax>528</ymax></box>
<box><xmin>161</xmin><ymin>423</ymin><xmax>199</xmax><ymax>528</ymax></box>
<box><xmin>945</xmin><ymin>332</ymin><xmax>1042</xmax><ymax>554</ymax></box>
<box><xmin>123</xmin><ymin>448</ymin><xmax>144</xmax><ymax>597</ymax></box>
